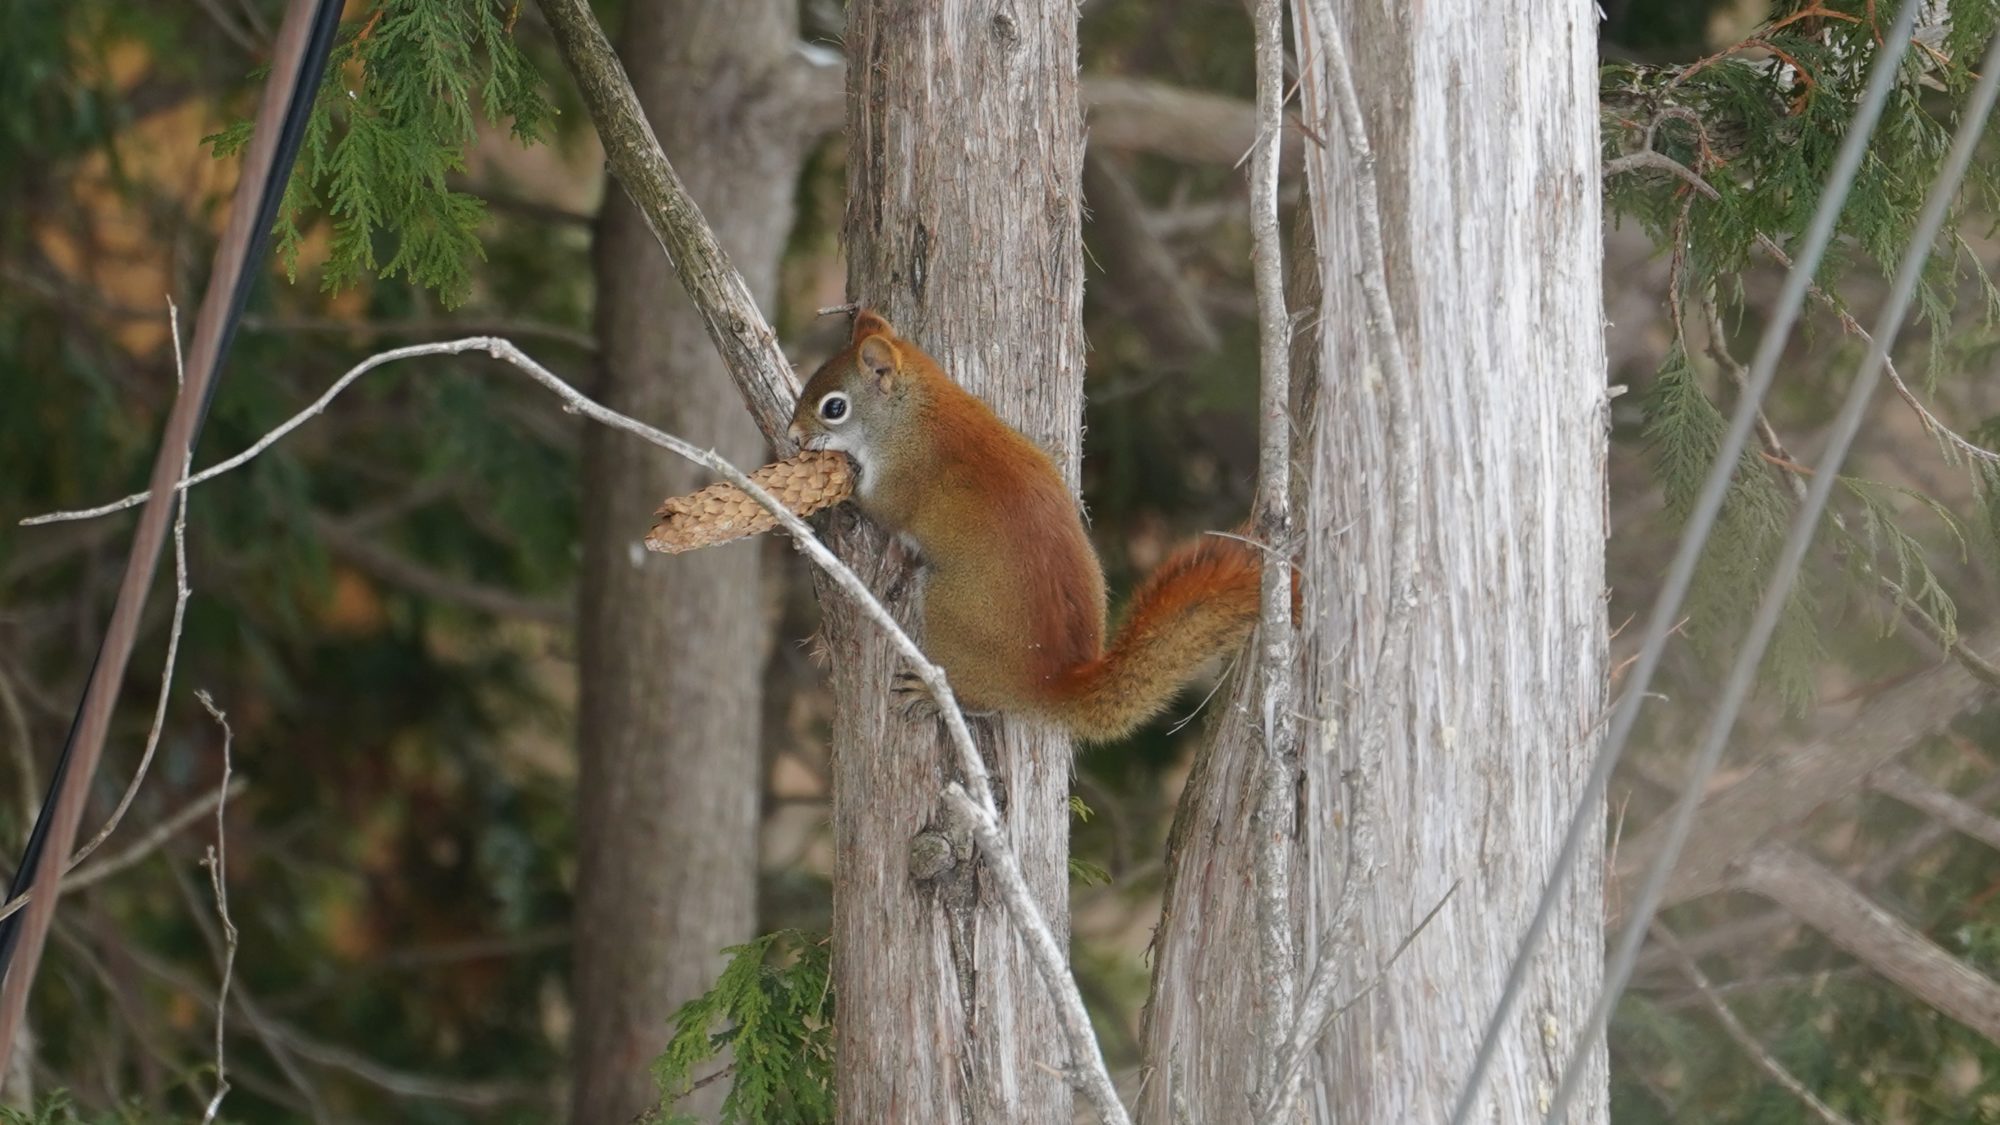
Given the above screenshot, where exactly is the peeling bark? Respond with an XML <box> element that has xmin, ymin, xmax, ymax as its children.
<box><xmin>825</xmin><ymin>1</ymin><xmax>1085</xmax><ymax>1120</ymax></box>
<box><xmin>1140</xmin><ymin>0</ymin><xmax>1609</xmax><ymax>1119</ymax></box>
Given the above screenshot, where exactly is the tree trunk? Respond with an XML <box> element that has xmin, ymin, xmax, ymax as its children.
<box><xmin>572</xmin><ymin>0</ymin><xmax>807</xmax><ymax>1118</ymax></box>
<box><xmin>822</xmin><ymin>2</ymin><xmax>1084</xmax><ymax>1121</ymax></box>
<box><xmin>1140</xmin><ymin>0</ymin><xmax>1609</xmax><ymax>1120</ymax></box>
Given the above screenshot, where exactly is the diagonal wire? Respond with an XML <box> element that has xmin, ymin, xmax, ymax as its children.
<box><xmin>0</xmin><ymin>0</ymin><xmax>345</xmax><ymax>1071</ymax></box>
<box><xmin>1443</xmin><ymin>3</ymin><xmax>1927</xmax><ymax>1120</ymax></box>
<box><xmin>1545</xmin><ymin>27</ymin><xmax>2000</xmax><ymax>1123</ymax></box>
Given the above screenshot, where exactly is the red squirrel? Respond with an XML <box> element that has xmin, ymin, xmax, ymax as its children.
<box><xmin>787</xmin><ymin>310</ymin><xmax>1267</xmax><ymax>742</ymax></box>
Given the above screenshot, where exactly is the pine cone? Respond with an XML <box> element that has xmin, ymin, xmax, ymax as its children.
<box><xmin>644</xmin><ymin>450</ymin><xmax>856</xmax><ymax>554</ymax></box>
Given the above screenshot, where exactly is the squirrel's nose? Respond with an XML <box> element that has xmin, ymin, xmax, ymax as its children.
<box><xmin>786</xmin><ymin>422</ymin><xmax>803</xmax><ymax>445</ymax></box>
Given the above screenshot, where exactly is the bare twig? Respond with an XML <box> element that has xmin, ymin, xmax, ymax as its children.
<box><xmin>1246</xmin><ymin>0</ymin><xmax>1298</xmax><ymax>1106</ymax></box>
<box><xmin>0</xmin><ymin>299</ymin><xmax>202</xmax><ymax>925</ymax></box>
<box><xmin>26</xmin><ymin>340</ymin><xmax>507</xmax><ymax>526</ymax></box>
<box><xmin>20</xmin><ymin>333</ymin><xmax>1131</xmax><ymax>1125</ymax></box>
<box><xmin>73</xmin><ymin>300</ymin><xmax>196</xmax><ymax>862</ymax></box>
<box><xmin>1734</xmin><ymin>842</ymin><xmax>2000</xmax><ymax>1043</ymax></box>
<box><xmin>1756</xmin><ymin>228</ymin><xmax>2000</xmax><ymax>468</ymax></box>
<box><xmin>0</xmin><ymin>783</ymin><xmax>245</xmax><ymax>926</ymax></box>
<box><xmin>310</xmin><ymin>514</ymin><xmax>572</xmax><ymax>626</ymax></box>
<box><xmin>1703</xmin><ymin>292</ymin><xmax>1805</xmax><ymax>502</ymax></box>
<box><xmin>0</xmin><ymin>670</ymin><xmax>34</xmax><ymax>833</ymax></box>
<box><xmin>1268</xmin><ymin>880</ymin><xmax>1458</xmax><ymax>1105</ymax></box>
<box><xmin>1870</xmin><ymin>764</ymin><xmax>2000</xmax><ymax>852</ymax></box>
<box><xmin>1262</xmin><ymin>0</ymin><xmax>1415</xmax><ymax>1119</ymax></box>
<box><xmin>1649</xmin><ymin>922</ymin><xmax>1856</xmax><ymax>1125</ymax></box>
<box><xmin>194</xmin><ymin>690</ymin><xmax>237</xmax><ymax>1125</ymax></box>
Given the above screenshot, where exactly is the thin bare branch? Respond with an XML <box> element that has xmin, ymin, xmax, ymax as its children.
<box><xmin>1649</xmin><ymin>922</ymin><xmax>1856</xmax><ymax>1125</ymax></box>
<box><xmin>1265</xmin><ymin>0</ymin><xmax>1415</xmax><ymax>1118</ymax></box>
<box><xmin>194</xmin><ymin>690</ymin><xmax>237</xmax><ymax>1125</ymax></box>
<box><xmin>1870</xmin><ymin>764</ymin><xmax>2000</xmax><ymax>852</ymax></box>
<box><xmin>533</xmin><ymin>0</ymin><xmax>799</xmax><ymax>443</ymax></box>
<box><xmin>1734</xmin><ymin>843</ymin><xmax>2000</xmax><ymax>1043</ymax></box>
<box><xmin>0</xmin><ymin>299</ymin><xmax>203</xmax><ymax>927</ymax></box>
<box><xmin>1246</xmin><ymin>0</ymin><xmax>1298</xmax><ymax>1108</ymax></box>
<box><xmin>1614</xmin><ymin>625</ymin><xmax>1998</xmax><ymax>913</ymax></box>
<box><xmin>1269</xmin><ymin>880</ymin><xmax>1458</xmax><ymax>1106</ymax></box>
<box><xmin>19</xmin><ymin>333</ymin><xmax>1131</xmax><ymax>1124</ymax></box>
<box><xmin>0</xmin><ymin>744</ymin><xmax>240</xmax><ymax>923</ymax></box>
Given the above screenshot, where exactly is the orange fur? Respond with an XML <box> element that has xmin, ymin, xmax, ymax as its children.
<box><xmin>788</xmin><ymin>310</ymin><xmax>1277</xmax><ymax>742</ymax></box>
<box><xmin>1048</xmin><ymin>536</ymin><xmax>1265</xmax><ymax>741</ymax></box>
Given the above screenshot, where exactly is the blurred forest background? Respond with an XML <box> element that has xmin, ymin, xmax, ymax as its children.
<box><xmin>4</xmin><ymin>0</ymin><xmax>2000</xmax><ymax>1120</ymax></box>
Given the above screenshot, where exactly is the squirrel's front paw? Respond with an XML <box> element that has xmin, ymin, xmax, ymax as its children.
<box><xmin>891</xmin><ymin>671</ymin><xmax>940</xmax><ymax>722</ymax></box>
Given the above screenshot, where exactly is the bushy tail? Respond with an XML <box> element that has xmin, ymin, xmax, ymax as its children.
<box><xmin>1049</xmin><ymin>535</ymin><xmax>1266</xmax><ymax>742</ymax></box>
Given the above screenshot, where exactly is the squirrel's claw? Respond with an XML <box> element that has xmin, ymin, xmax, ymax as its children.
<box><xmin>891</xmin><ymin>670</ymin><xmax>939</xmax><ymax>722</ymax></box>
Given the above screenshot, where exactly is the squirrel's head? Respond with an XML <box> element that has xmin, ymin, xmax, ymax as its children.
<box><xmin>788</xmin><ymin>309</ymin><xmax>922</xmax><ymax>482</ymax></box>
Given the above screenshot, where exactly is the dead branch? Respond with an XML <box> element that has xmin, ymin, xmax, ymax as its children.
<box><xmin>1612</xmin><ymin>625</ymin><xmax>2000</xmax><ymax>913</ymax></box>
<box><xmin>1649</xmin><ymin>922</ymin><xmax>1856</xmax><ymax>1125</ymax></box>
<box><xmin>310</xmin><ymin>514</ymin><xmax>572</xmax><ymax>626</ymax></box>
<box><xmin>1080</xmin><ymin>153</ymin><xmax>1222</xmax><ymax>358</ymax></box>
<box><xmin>194</xmin><ymin>691</ymin><xmax>237</xmax><ymax>1125</ymax></box>
<box><xmin>1869</xmin><ymin>765</ymin><xmax>2000</xmax><ymax>852</ymax></box>
<box><xmin>1245</xmin><ymin>0</ymin><xmax>1298</xmax><ymax>1107</ymax></box>
<box><xmin>20</xmin><ymin>333</ymin><xmax>1132</xmax><ymax>1125</ymax></box>
<box><xmin>1261</xmin><ymin>0</ymin><xmax>1415</xmax><ymax>1118</ymax></box>
<box><xmin>0</xmin><ymin>300</ymin><xmax>202</xmax><ymax>925</ymax></box>
<box><xmin>18</xmin><ymin>783</ymin><xmax>241</xmax><ymax>912</ymax></box>
<box><xmin>533</xmin><ymin>0</ymin><xmax>799</xmax><ymax>443</ymax></box>
<box><xmin>1733</xmin><ymin>843</ymin><xmax>2000</xmax><ymax>1044</ymax></box>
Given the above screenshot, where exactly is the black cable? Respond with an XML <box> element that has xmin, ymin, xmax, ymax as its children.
<box><xmin>0</xmin><ymin>0</ymin><xmax>346</xmax><ymax>978</ymax></box>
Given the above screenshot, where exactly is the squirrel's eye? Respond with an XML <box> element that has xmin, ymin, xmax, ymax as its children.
<box><xmin>819</xmin><ymin>392</ymin><xmax>850</xmax><ymax>424</ymax></box>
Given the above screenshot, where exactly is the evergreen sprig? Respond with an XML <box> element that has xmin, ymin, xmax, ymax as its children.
<box><xmin>651</xmin><ymin>929</ymin><xmax>835</xmax><ymax>1125</ymax></box>
<box><xmin>1609</xmin><ymin>0</ymin><xmax>2000</xmax><ymax>705</ymax></box>
<box><xmin>1642</xmin><ymin>351</ymin><xmax>1824</xmax><ymax>710</ymax></box>
<box><xmin>208</xmin><ymin>0</ymin><xmax>552</xmax><ymax>307</ymax></box>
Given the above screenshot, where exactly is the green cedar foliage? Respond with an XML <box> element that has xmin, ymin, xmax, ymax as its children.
<box><xmin>0</xmin><ymin>1092</ymin><xmax>196</xmax><ymax>1125</ymax></box>
<box><xmin>207</xmin><ymin>0</ymin><xmax>552</xmax><ymax>307</ymax></box>
<box><xmin>1608</xmin><ymin>0</ymin><xmax>2000</xmax><ymax>707</ymax></box>
<box><xmin>651</xmin><ymin>930</ymin><xmax>835</xmax><ymax>1125</ymax></box>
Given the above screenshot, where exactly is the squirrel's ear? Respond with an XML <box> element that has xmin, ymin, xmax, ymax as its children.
<box><xmin>857</xmin><ymin>334</ymin><xmax>900</xmax><ymax>391</ymax></box>
<box><xmin>851</xmin><ymin>309</ymin><xmax>895</xmax><ymax>343</ymax></box>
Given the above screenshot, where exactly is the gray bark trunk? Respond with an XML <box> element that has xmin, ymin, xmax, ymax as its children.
<box><xmin>1139</xmin><ymin>0</ymin><xmax>1610</xmax><ymax>1119</ymax></box>
<box><xmin>825</xmin><ymin>2</ymin><xmax>1084</xmax><ymax>1121</ymax></box>
<box><xmin>572</xmin><ymin>0</ymin><xmax>805</xmax><ymax>1118</ymax></box>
